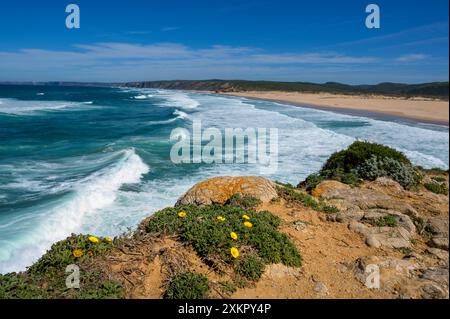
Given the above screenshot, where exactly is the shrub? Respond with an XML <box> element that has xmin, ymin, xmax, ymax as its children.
<box><xmin>375</xmin><ymin>215</ymin><xmax>398</xmax><ymax>227</ymax></box>
<box><xmin>357</xmin><ymin>155</ymin><xmax>421</xmax><ymax>189</ymax></box>
<box><xmin>432</xmin><ymin>176</ymin><xmax>446</xmax><ymax>183</ymax></box>
<box><xmin>424</xmin><ymin>182</ymin><xmax>449</xmax><ymax>195</ymax></box>
<box><xmin>12</xmin><ymin>234</ymin><xmax>123</xmax><ymax>299</ymax></box>
<box><xmin>164</xmin><ymin>272</ymin><xmax>209</xmax><ymax>299</ymax></box>
<box><xmin>0</xmin><ymin>273</ymin><xmax>47</xmax><ymax>299</ymax></box>
<box><xmin>146</xmin><ymin>205</ymin><xmax>301</xmax><ymax>267</ymax></box>
<box><xmin>317</xmin><ymin>141</ymin><xmax>419</xmax><ymax>189</ymax></box>
<box><xmin>235</xmin><ymin>256</ymin><xmax>265</xmax><ymax>281</ymax></box>
<box><xmin>28</xmin><ymin>234</ymin><xmax>114</xmax><ymax>276</ymax></box>
<box><xmin>276</xmin><ymin>185</ymin><xmax>339</xmax><ymax>214</ymax></box>
<box><xmin>303</xmin><ymin>174</ymin><xmax>325</xmax><ymax>192</ymax></box>
<box><xmin>225</xmin><ymin>193</ymin><xmax>261</xmax><ymax>209</ymax></box>
<box><xmin>321</xmin><ymin>141</ymin><xmax>411</xmax><ymax>174</ymax></box>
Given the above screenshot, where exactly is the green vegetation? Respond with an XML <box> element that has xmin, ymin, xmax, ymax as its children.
<box><xmin>0</xmin><ymin>234</ymin><xmax>123</xmax><ymax>299</ymax></box>
<box><xmin>304</xmin><ymin>141</ymin><xmax>422</xmax><ymax>189</ymax></box>
<box><xmin>397</xmin><ymin>247</ymin><xmax>413</xmax><ymax>257</ymax></box>
<box><xmin>164</xmin><ymin>272</ymin><xmax>209</xmax><ymax>299</ymax></box>
<box><xmin>431</xmin><ymin>176</ymin><xmax>447</xmax><ymax>183</ymax></box>
<box><xmin>303</xmin><ymin>174</ymin><xmax>325</xmax><ymax>192</ymax></box>
<box><xmin>276</xmin><ymin>184</ymin><xmax>339</xmax><ymax>213</ymax></box>
<box><xmin>236</xmin><ymin>256</ymin><xmax>265</xmax><ymax>281</ymax></box>
<box><xmin>375</xmin><ymin>215</ymin><xmax>398</xmax><ymax>227</ymax></box>
<box><xmin>146</xmin><ymin>204</ymin><xmax>301</xmax><ymax>267</ymax></box>
<box><xmin>424</xmin><ymin>181</ymin><xmax>449</xmax><ymax>195</ymax></box>
<box><xmin>414</xmin><ymin>217</ymin><xmax>437</xmax><ymax>239</ymax></box>
<box><xmin>218</xmin><ymin>281</ymin><xmax>237</xmax><ymax>295</ymax></box>
<box><xmin>125</xmin><ymin>80</ymin><xmax>449</xmax><ymax>99</ymax></box>
<box><xmin>225</xmin><ymin>193</ymin><xmax>262</xmax><ymax>209</ymax></box>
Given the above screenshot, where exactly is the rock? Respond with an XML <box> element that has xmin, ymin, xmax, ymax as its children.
<box><xmin>362</xmin><ymin>210</ymin><xmax>416</xmax><ymax>234</ymax></box>
<box><xmin>311</xmin><ymin>180</ymin><xmax>350</xmax><ymax>198</ymax></box>
<box><xmin>176</xmin><ymin>176</ymin><xmax>277</xmax><ymax>206</ymax></box>
<box><xmin>349</xmin><ymin>221</ymin><xmax>411</xmax><ymax>248</ymax></box>
<box><xmin>426</xmin><ymin>248</ymin><xmax>449</xmax><ymax>264</ymax></box>
<box><xmin>355</xmin><ymin>256</ymin><xmax>449</xmax><ymax>299</ymax></box>
<box><xmin>366</xmin><ymin>236</ymin><xmax>381</xmax><ymax>248</ymax></box>
<box><xmin>371</xmin><ymin>177</ymin><xmax>405</xmax><ymax>194</ymax></box>
<box><xmin>420</xmin><ymin>268</ymin><xmax>449</xmax><ymax>286</ymax></box>
<box><xmin>313</xmin><ymin>282</ymin><xmax>329</xmax><ymax>295</ymax></box>
<box><xmin>314</xmin><ymin>181</ymin><xmax>418</xmax><ymax>218</ymax></box>
<box><xmin>426</xmin><ymin>217</ymin><xmax>449</xmax><ymax>250</ymax></box>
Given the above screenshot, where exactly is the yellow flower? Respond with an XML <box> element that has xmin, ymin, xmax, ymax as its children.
<box><xmin>178</xmin><ymin>211</ymin><xmax>187</xmax><ymax>218</ymax></box>
<box><xmin>73</xmin><ymin>249</ymin><xmax>84</xmax><ymax>258</ymax></box>
<box><xmin>104</xmin><ymin>237</ymin><xmax>113</xmax><ymax>243</ymax></box>
<box><xmin>244</xmin><ymin>221</ymin><xmax>253</xmax><ymax>228</ymax></box>
<box><xmin>230</xmin><ymin>247</ymin><xmax>239</xmax><ymax>258</ymax></box>
<box><xmin>217</xmin><ymin>215</ymin><xmax>225</xmax><ymax>221</ymax></box>
<box><xmin>230</xmin><ymin>232</ymin><xmax>238</xmax><ymax>240</ymax></box>
<box><xmin>88</xmin><ymin>236</ymin><xmax>99</xmax><ymax>243</ymax></box>
<box><xmin>242</xmin><ymin>214</ymin><xmax>250</xmax><ymax>220</ymax></box>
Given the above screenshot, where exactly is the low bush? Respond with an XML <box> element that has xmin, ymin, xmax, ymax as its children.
<box><xmin>357</xmin><ymin>155</ymin><xmax>422</xmax><ymax>189</ymax></box>
<box><xmin>235</xmin><ymin>256</ymin><xmax>265</xmax><ymax>281</ymax></box>
<box><xmin>375</xmin><ymin>215</ymin><xmax>398</xmax><ymax>227</ymax></box>
<box><xmin>322</xmin><ymin>141</ymin><xmax>411</xmax><ymax>173</ymax></box>
<box><xmin>276</xmin><ymin>185</ymin><xmax>339</xmax><ymax>214</ymax></box>
<box><xmin>225</xmin><ymin>193</ymin><xmax>261</xmax><ymax>209</ymax></box>
<box><xmin>305</xmin><ymin>141</ymin><xmax>420</xmax><ymax>189</ymax></box>
<box><xmin>424</xmin><ymin>182</ymin><xmax>449</xmax><ymax>195</ymax></box>
<box><xmin>146</xmin><ymin>205</ymin><xmax>301</xmax><ymax>267</ymax></box>
<box><xmin>164</xmin><ymin>272</ymin><xmax>209</xmax><ymax>299</ymax></box>
<box><xmin>1</xmin><ymin>234</ymin><xmax>123</xmax><ymax>299</ymax></box>
<box><xmin>303</xmin><ymin>174</ymin><xmax>325</xmax><ymax>192</ymax></box>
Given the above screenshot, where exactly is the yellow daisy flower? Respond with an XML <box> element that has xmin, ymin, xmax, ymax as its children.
<box><xmin>230</xmin><ymin>247</ymin><xmax>239</xmax><ymax>258</ymax></box>
<box><xmin>104</xmin><ymin>237</ymin><xmax>113</xmax><ymax>243</ymax></box>
<box><xmin>73</xmin><ymin>249</ymin><xmax>84</xmax><ymax>258</ymax></box>
<box><xmin>230</xmin><ymin>232</ymin><xmax>238</xmax><ymax>240</ymax></box>
<box><xmin>217</xmin><ymin>216</ymin><xmax>225</xmax><ymax>221</ymax></box>
<box><xmin>242</xmin><ymin>214</ymin><xmax>250</xmax><ymax>220</ymax></box>
<box><xmin>244</xmin><ymin>221</ymin><xmax>253</xmax><ymax>228</ymax></box>
<box><xmin>88</xmin><ymin>236</ymin><xmax>99</xmax><ymax>243</ymax></box>
<box><xmin>178</xmin><ymin>211</ymin><xmax>187</xmax><ymax>218</ymax></box>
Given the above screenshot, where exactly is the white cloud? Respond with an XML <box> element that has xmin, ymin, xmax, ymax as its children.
<box><xmin>396</xmin><ymin>54</ymin><xmax>429</xmax><ymax>63</ymax></box>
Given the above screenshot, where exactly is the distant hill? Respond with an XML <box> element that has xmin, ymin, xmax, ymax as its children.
<box><xmin>124</xmin><ymin>80</ymin><xmax>449</xmax><ymax>99</ymax></box>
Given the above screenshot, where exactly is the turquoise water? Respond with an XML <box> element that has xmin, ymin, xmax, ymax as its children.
<box><xmin>0</xmin><ymin>85</ymin><xmax>448</xmax><ymax>273</ymax></box>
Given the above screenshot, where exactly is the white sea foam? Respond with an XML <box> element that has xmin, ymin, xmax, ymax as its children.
<box><xmin>36</xmin><ymin>93</ymin><xmax>45</xmax><ymax>96</ymax></box>
<box><xmin>0</xmin><ymin>98</ymin><xmax>91</xmax><ymax>115</ymax></box>
<box><xmin>0</xmin><ymin>149</ymin><xmax>149</xmax><ymax>273</ymax></box>
<box><xmin>156</xmin><ymin>91</ymin><xmax>200</xmax><ymax>109</ymax></box>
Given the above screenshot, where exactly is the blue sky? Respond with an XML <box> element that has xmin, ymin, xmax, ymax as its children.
<box><xmin>0</xmin><ymin>0</ymin><xmax>448</xmax><ymax>84</ymax></box>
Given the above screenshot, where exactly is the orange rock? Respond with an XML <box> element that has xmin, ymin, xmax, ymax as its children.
<box><xmin>176</xmin><ymin>176</ymin><xmax>277</xmax><ymax>206</ymax></box>
<box><xmin>311</xmin><ymin>180</ymin><xmax>350</xmax><ymax>198</ymax></box>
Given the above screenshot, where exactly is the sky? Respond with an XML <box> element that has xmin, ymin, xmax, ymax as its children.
<box><xmin>0</xmin><ymin>0</ymin><xmax>448</xmax><ymax>84</ymax></box>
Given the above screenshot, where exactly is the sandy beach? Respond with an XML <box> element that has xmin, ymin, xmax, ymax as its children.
<box><xmin>223</xmin><ymin>91</ymin><xmax>449</xmax><ymax>126</ymax></box>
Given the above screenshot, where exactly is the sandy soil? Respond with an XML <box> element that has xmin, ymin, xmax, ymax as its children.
<box><xmin>222</xmin><ymin>91</ymin><xmax>449</xmax><ymax>125</ymax></box>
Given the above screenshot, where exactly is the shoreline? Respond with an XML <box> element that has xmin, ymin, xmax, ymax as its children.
<box><xmin>221</xmin><ymin>91</ymin><xmax>449</xmax><ymax>127</ymax></box>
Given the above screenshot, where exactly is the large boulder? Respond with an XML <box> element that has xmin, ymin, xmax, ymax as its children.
<box><xmin>176</xmin><ymin>176</ymin><xmax>278</xmax><ymax>206</ymax></box>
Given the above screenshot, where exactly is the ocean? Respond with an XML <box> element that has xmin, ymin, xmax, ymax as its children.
<box><xmin>0</xmin><ymin>85</ymin><xmax>448</xmax><ymax>274</ymax></box>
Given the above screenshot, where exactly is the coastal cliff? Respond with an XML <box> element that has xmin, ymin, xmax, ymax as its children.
<box><xmin>123</xmin><ymin>80</ymin><xmax>449</xmax><ymax>99</ymax></box>
<box><xmin>1</xmin><ymin>142</ymin><xmax>448</xmax><ymax>299</ymax></box>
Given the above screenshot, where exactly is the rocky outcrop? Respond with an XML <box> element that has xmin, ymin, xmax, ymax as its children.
<box><xmin>353</xmin><ymin>256</ymin><xmax>449</xmax><ymax>299</ymax></box>
<box><xmin>176</xmin><ymin>176</ymin><xmax>278</xmax><ymax>206</ymax></box>
<box><xmin>312</xmin><ymin>177</ymin><xmax>449</xmax><ymax>253</ymax></box>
